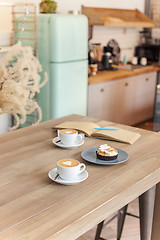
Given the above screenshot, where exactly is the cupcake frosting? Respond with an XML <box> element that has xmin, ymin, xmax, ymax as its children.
<box><xmin>97</xmin><ymin>144</ymin><xmax>118</xmax><ymax>156</ymax></box>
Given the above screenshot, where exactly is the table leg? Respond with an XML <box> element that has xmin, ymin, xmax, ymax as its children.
<box><xmin>139</xmin><ymin>186</ymin><xmax>155</xmax><ymax>240</ymax></box>
<box><xmin>117</xmin><ymin>205</ymin><xmax>128</xmax><ymax>240</ymax></box>
<box><xmin>95</xmin><ymin>220</ymin><xmax>105</xmax><ymax>240</ymax></box>
<box><xmin>151</xmin><ymin>182</ymin><xmax>160</xmax><ymax>240</ymax></box>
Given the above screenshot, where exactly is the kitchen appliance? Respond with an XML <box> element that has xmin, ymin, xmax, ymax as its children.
<box><xmin>139</xmin><ymin>30</ymin><xmax>152</xmax><ymax>45</ymax></box>
<box><xmin>37</xmin><ymin>14</ymin><xmax>88</xmax><ymax>121</ymax></box>
<box><xmin>135</xmin><ymin>44</ymin><xmax>160</xmax><ymax>62</ymax></box>
<box><xmin>103</xmin><ymin>39</ymin><xmax>121</xmax><ymax>64</ymax></box>
<box><xmin>102</xmin><ymin>52</ymin><xmax>113</xmax><ymax>70</ymax></box>
<box><xmin>101</xmin><ymin>39</ymin><xmax>120</xmax><ymax>70</ymax></box>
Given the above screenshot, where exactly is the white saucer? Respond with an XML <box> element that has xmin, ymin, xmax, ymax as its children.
<box><xmin>52</xmin><ymin>135</ymin><xmax>84</xmax><ymax>149</ymax></box>
<box><xmin>48</xmin><ymin>168</ymin><xmax>88</xmax><ymax>185</ymax></box>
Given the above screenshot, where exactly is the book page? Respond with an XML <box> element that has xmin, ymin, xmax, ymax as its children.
<box><xmin>53</xmin><ymin>121</ymin><xmax>141</xmax><ymax>144</ymax></box>
<box><xmin>92</xmin><ymin>126</ymin><xmax>141</xmax><ymax>144</ymax></box>
<box><xmin>52</xmin><ymin>121</ymin><xmax>100</xmax><ymax>136</ymax></box>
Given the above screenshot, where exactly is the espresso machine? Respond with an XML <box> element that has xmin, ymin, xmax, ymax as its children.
<box><xmin>102</xmin><ymin>39</ymin><xmax>120</xmax><ymax>70</ymax></box>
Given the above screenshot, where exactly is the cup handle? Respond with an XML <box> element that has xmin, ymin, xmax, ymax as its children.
<box><xmin>78</xmin><ymin>133</ymin><xmax>85</xmax><ymax>139</ymax></box>
<box><xmin>79</xmin><ymin>163</ymin><xmax>86</xmax><ymax>173</ymax></box>
<box><xmin>57</xmin><ymin>129</ymin><xmax>60</xmax><ymax>137</ymax></box>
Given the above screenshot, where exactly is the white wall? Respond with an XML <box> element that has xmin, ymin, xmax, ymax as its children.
<box><xmin>0</xmin><ymin>0</ymin><xmax>145</xmax><ymax>12</ymax></box>
<box><xmin>90</xmin><ymin>27</ymin><xmax>141</xmax><ymax>62</ymax></box>
<box><xmin>0</xmin><ymin>0</ymin><xmax>145</xmax><ymax>60</ymax></box>
<box><xmin>0</xmin><ymin>0</ymin><xmax>145</xmax><ymax>18</ymax></box>
<box><xmin>54</xmin><ymin>0</ymin><xmax>145</xmax><ymax>13</ymax></box>
<box><xmin>0</xmin><ymin>1</ymin><xmax>13</xmax><ymax>35</ymax></box>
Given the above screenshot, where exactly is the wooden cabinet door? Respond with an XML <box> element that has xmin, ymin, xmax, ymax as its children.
<box><xmin>133</xmin><ymin>72</ymin><xmax>157</xmax><ymax>123</ymax></box>
<box><xmin>114</xmin><ymin>76</ymin><xmax>135</xmax><ymax>125</ymax></box>
<box><xmin>114</xmin><ymin>72</ymin><xmax>157</xmax><ymax>125</ymax></box>
<box><xmin>88</xmin><ymin>72</ymin><xmax>157</xmax><ymax>125</ymax></box>
<box><xmin>88</xmin><ymin>81</ymin><xmax>116</xmax><ymax>121</ymax></box>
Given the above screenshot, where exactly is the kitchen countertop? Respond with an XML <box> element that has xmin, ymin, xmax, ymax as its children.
<box><xmin>88</xmin><ymin>65</ymin><xmax>160</xmax><ymax>85</ymax></box>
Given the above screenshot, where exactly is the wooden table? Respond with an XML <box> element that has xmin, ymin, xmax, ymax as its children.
<box><xmin>0</xmin><ymin>114</ymin><xmax>160</xmax><ymax>240</ymax></box>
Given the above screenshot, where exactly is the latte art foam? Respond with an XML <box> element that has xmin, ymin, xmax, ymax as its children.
<box><xmin>60</xmin><ymin>129</ymin><xmax>77</xmax><ymax>135</ymax></box>
<box><xmin>57</xmin><ymin>159</ymin><xmax>79</xmax><ymax>168</ymax></box>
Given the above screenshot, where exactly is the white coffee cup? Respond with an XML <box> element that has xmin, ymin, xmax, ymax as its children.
<box><xmin>131</xmin><ymin>56</ymin><xmax>138</xmax><ymax>65</ymax></box>
<box><xmin>57</xmin><ymin>159</ymin><xmax>86</xmax><ymax>180</ymax></box>
<box><xmin>59</xmin><ymin>129</ymin><xmax>80</xmax><ymax>145</ymax></box>
<box><xmin>140</xmin><ymin>57</ymin><xmax>147</xmax><ymax>66</ymax></box>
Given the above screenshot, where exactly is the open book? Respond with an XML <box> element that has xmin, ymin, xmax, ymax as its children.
<box><xmin>52</xmin><ymin>121</ymin><xmax>141</xmax><ymax>144</ymax></box>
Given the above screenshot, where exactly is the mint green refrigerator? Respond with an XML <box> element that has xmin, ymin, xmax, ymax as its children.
<box><xmin>37</xmin><ymin>14</ymin><xmax>88</xmax><ymax>122</ymax></box>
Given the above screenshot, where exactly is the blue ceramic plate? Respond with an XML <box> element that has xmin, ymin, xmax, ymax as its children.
<box><xmin>81</xmin><ymin>147</ymin><xmax>129</xmax><ymax>165</ymax></box>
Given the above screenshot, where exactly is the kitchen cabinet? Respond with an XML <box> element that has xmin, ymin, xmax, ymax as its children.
<box><xmin>82</xmin><ymin>6</ymin><xmax>154</xmax><ymax>28</ymax></box>
<box><xmin>88</xmin><ymin>72</ymin><xmax>157</xmax><ymax>125</ymax></box>
<box><xmin>133</xmin><ymin>72</ymin><xmax>157</xmax><ymax>123</ymax></box>
<box><xmin>88</xmin><ymin>80</ymin><xmax>117</xmax><ymax>122</ymax></box>
<box><xmin>113</xmin><ymin>76</ymin><xmax>135</xmax><ymax>125</ymax></box>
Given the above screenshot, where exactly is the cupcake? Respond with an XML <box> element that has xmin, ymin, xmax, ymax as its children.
<box><xmin>96</xmin><ymin>144</ymin><xmax>118</xmax><ymax>161</ymax></box>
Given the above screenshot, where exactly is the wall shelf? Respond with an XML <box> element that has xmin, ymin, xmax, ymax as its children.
<box><xmin>82</xmin><ymin>6</ymin><xmax>155</xmax><ymax>28</ymax></box>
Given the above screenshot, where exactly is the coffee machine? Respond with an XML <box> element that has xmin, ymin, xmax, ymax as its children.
<box><xmin>102</xmin><ymin>52</ymin><xmax>113</xmax><ymax>70</ymax></box>
<box><xmin>135</xmin><ymin>44</ymin><xmax>160</xmax><ymax>62</ymax></box>
<box><xmin>102</xmin><ymin>39</ymin><xmax>120</xmax><ymax>70</ymax></box>
<box><xmin>135</xmin><ymin>30</ymin><xmax>160</xmax><ymax>63</ymax></box>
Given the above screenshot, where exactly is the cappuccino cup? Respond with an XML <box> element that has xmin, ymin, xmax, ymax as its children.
<box><xmin>57</xmin><ymin>159</ymin><xmax>86</xmax><ymax>180</ymax></box>
<box><xmin>59</xmin><ymin>129</ymin><xmax>79</xmax><ymax>145</ymax></box>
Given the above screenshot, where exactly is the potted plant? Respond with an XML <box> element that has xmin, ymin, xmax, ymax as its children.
<box><xmin>39</xmin><ymin>0</ymin><xmax>57</xmax><ymax>14</ymax></box>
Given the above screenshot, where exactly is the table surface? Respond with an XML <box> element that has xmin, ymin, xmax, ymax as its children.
<box><xmin>1</xmin><ymin>114</ymin><xmax>160</xmax><ymax>240</ymax></box>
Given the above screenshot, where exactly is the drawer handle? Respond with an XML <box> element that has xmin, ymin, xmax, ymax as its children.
<box><xmin>100</xmin><ymin>88</ymin><xmax>104</xmax><ymax>92</ymax></box>
<box><xmin>125</xmin><ymin>82</ymin><xmax>128</xmax><ymax>86</ymax></box>
<box><xmin>146</xmin><ymin>78</ymin><xmax>149</xmax><ymax>81</ymax></box>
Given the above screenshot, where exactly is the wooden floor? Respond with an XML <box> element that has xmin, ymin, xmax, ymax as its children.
<box><xmin>77</xmin><ymin>120</ymin><xmax>154</xmax><ymax>240</ymax></box>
